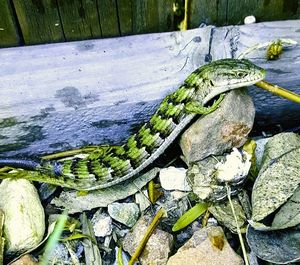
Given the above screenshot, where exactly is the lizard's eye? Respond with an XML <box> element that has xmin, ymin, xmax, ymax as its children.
<box><xmin>237</xmin><ymin>72</ymin><xmax>246</xmax><ymax>78</ymax></box>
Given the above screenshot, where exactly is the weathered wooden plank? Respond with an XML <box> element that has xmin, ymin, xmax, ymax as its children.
<box><xmin>0</xmin><ymin>0</ymin><xmax>20</xmax><ymax>47</ymax></box>
<box><xmin>116</xmin><ymin>0</ymin><xmax>133</xmax><ymax>35</ymax></box>
<box><xmin>132</xmin><ymin>0</ymin><xmax>174</xmax><ymax>34</ymax></box>
<box><xmin>0</xmin><ymin>20</ymin><xmax>300</xmax><ymax>158</ymax></box>
<box><xmin>256</xmin><ymin>0</ymin><xmax>300</xmax><ymax>22</ymax></box>
<box><xmin>56</xmin><ymin>0</ymin><xmax>102</xmax><ymax>41</ymax></box>
<box><xmin>190</xmin><ymin>0</ymin><xmax>218</xmax><ymax>27</ymax></box>
<box><xmin>190</xmin><ymin>0</ymin><xmax>300</xmax><ymax>27</ymax></box>
<box><xmin>0</xmin><ymin>26</ymin><xmax>212</xmax><ymax>156</ymax></box>
<box><xmin>97</xmin><ymin>0</ymin><xmax>120</xmax><ymax>37</ymax></box>
<box><xmin>225</xmin><ymin>0</ymin><xmax>258</xmax><ymax>25</ymax></box>
<box><xmin>12</xmin><ymin>0</ymin><xmax>64</xmax><ymax>45</ymax></box>
<box><xmin>157</xmin><ymin>0</ymin><xmax>174</xmax><ymax>32</ymax></box>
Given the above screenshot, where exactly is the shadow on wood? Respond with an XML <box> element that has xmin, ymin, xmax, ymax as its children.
<box><xmin>0</xmin><ymin>20</ymin><xmax>300</xmax><ymax>157</ymax></box>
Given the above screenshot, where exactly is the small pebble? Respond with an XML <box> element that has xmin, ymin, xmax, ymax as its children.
<box><xmin>244</xmin><ymin>15</ymin><xmax>256</xmax><ymax>24</ymax></box>
<box><xmin>91</xmin><ymin>211</ymin><xmax>112</xmax><ymax>237</ymax></box>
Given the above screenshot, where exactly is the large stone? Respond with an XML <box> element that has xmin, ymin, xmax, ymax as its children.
<box><xmin>123</xmin><ymin>215</ymin><xmax>173</xmax><ymax>265</ymax></box>
<box><xmin>167</xmin><ymin>226</ymin><xmax>243</xmax><ymax>265</ymax></box>
<box><xmin>0</xmin><ymin>179</ymin><xmax>45</xmax><ymax>255</ymax></box>
<box><xmin>180</xmin><ymin>88</ymin><xmax>255</xmax><ymax>163</ymax></box>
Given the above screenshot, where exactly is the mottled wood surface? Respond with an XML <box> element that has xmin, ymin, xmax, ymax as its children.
<box><xmin>0</xmin><ymin>20</ymin><xmax>300</xmax><ymax>157</ymax></box>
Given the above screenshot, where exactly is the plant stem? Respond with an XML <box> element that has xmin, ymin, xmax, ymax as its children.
<box><xmin>255</xmin><ymin>80</ymin><xmax>300</xmax><ymax>104</ymax></box>
<box><xmin>226</xmin><ymin>184</ymin><xmax>249</xmax><ymax>265</ymax></box>
<box><xmin>128</xmin><ymin>208</ymin><xmax>165</xmax><ymax>265</ymax></box>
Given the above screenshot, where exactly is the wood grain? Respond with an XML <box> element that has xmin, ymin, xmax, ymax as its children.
<box><xmin>0</xmin><ymin>20</ymin><xmax>299</xmax><ymax>157</ymax></box>
<box><xmin>0</xmin><ymin>0</ymin><xmax>20</xmax><ymax>47</ymax></box>
<box><xmin>56</xmin><ymin>0</ymin><xmax>102</xmax><ymax>41</ymax></box>
<box><xmin>12</xmin><ymin>0</ymin><xmax>64</xmax><ymax>45</ymax></box>
<box><xmin>190</xmin><ymin>0</ymin><xmax>300</xmax><ymax>27</ymax></box>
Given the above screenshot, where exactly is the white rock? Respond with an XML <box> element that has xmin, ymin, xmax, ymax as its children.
<box><xmin>159</xmin><ymin>167</ymin><xmax>191</xmax><ymax>191</ymax></box>
<box><xmin>215</xmin><ymin>148</ymin><xmax>251</xmax><ymax>183</ymax></box>
<box><xmin>0</xmin><ymin>179</ymin><xmax>45</xmax><ymax>254</ymax></box>
<box><xmin>244</xmin><ymin>15</ymin><xmax>256</xmax><ymax>24</ymax></box>
<box><xmin>135</xmin><ymin>189</ymin><xmax>151</xmax><ymax>212</ymax></box>
<box><xmin>170</xmin><ymin>190</ymin><xmax>189</xmax><ymax>200</ymax></box>
<box><xmin>91</xmin><ymin>211</ymin><xmax>112</xmax><ymax>237</ymax></box>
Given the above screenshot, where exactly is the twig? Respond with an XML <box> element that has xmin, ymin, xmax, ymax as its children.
<box><xmin>128</xmin><ymin>208</ymin><xmax>165</xmax><ymax>265</ymax></box>
<box><xmin>255</xmin><ymin>80</ymin><xmax>300</xmax><ymax>104</ymax></box>
<box><xmin>226</xmin><ymin>184</ymin><xmax>249</xmax><ymax>265</ymax></box>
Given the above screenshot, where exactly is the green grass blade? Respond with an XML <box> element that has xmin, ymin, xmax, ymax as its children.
<box><xmin>172</xmin><ymin>202</ymin><xmax>209</xmax><ymax>232</ymax></box>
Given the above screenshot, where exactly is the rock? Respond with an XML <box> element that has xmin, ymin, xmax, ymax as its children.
<box><xmin>244</xmin><ymin>15</ymin><xmax>256</xmax><ymax>24</ymax></box>
<box><xmin>44</xmin><ymin>242</ymin><xmax>71</xmax><ymax>264</ymax></box>
<box><xmin>180</xmin><ymin>88</ymin><xmax>255</xmax><ymax>163</ymax></box>
<box><xmin>251</xmin><ymin>132</ymin><xmax>300</xmax><ymax>221</ymax></box>
<box><xmin>10</xmin><ymin>254</ymin><xmax>38</xmax><ymax>265</ymax></box>
<box><xmin>91</xmin><ymin>211</ymin><xmax>112</xmax><ymax>237</ymax></box>
<box><xmin>123</xmin><ymin>215</ymin><xmax>173</xmax><ymax>265</ymax></box>
<box><xmin>167</xmin><ymin>226</ymin><xmax>243</xmax><ymax>265</ymax></box>
<box><xmin>170</xmin><ymin>191</ymin><xmax>189</xmax><ymax>200</ymax></box>
<box><xmin>0</xmin><ymin>179</ymin><xmax>45</xmax><ymax>254</ymax></box>
<box><xmin>108</xmin><ymin>202</ymin><xmax>139</xmax><ymax>227</ymax></box>
<box><xmin>187</xmin><ymin>153</ymin><xmax>247</xmax><ymax>202</ymax></box>
<box><xmin>159</xmin><ymin>167</ymin><xmax>191</xmax><ymax>191</ymax></box>
<box><xmin>208</xmin><ymin>198</ymin><xmax>247</xmax><ymax>233</ymax></box>
<box><xmin>254</xmin><ymin>137</ymin><xmax>269</xmax><ymax>169</ymax></box>
<box><xmin>135</xmin><ymin>189</ymin><xmax>151</xmax><ymax>212</ymax></box>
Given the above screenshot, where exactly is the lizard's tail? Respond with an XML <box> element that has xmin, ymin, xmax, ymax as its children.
<box><xmin>0</xmin><ymin>158</ymin><xmax>41</xmax><ymax>170</ymax></box>
<box><xmin>0</xmin><ymin>158</ymin><xmax>62</xmax><ymax>176</ymax></box>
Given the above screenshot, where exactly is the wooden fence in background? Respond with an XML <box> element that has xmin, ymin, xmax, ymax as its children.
<box><xmin>1</xmin><ymin>0</ymin><xmax>300</xmax><ymax>47</ymax></box>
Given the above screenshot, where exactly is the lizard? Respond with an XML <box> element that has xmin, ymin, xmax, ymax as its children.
<box><xmin>0</xmin><ymin>59</ymin><xmax>265</xmax><ymax>190</ymax></box>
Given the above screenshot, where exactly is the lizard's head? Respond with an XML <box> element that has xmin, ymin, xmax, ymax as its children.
<box><xmin>187</xmin><ymin>58</ymin><xmax>266</xmax><ymax>89</ymax></box>
<box><xmin>186</xmin><ymin>58</ymin><xmax>266</xmax><ymax>102</ymax></box>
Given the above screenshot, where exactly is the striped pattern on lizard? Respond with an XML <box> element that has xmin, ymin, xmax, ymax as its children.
<box><xmin>0</xmin><ymin>59</ymin><xmax>265</xmax><ymax>190</ymax></box>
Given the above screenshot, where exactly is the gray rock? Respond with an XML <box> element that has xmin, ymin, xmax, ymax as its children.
<box><xmin>91</xmin><ymin>211</ymin><xmax>112</xmax><ymax>237</ymax></box>
<box><xmin>167</xmin><ymin>226</ymin><xmax>243</xmax><ymax>265</ymax></box>
<box><xmin>108</xmin><ymin>202</ymin><xmax>139</xmax><ymax>227</ymax></box>
<box><xmin>180</xmin><ymin>88</ymin><xmax>255</xmax><ymax>163</ymax></box>
<box><xmin>123</xmin><ymin>215</ymin><xmax>173</xmax><ymax>265</ymax></box>
<box><xmin>45</xmin><ymin>243</ymin><xmax>71</xmax><ymax>264</ymax></box>
<box><xmin>208</xmin><ymin>198</ymin><xmax>247</xmax><ymax>233</ymax></box>
<box><xmin>135</xmin><ymin>189</ymin><xmax>151</xmax><ymax>212</ymax></box>
<box><xmin>251</xmin><ymin>132</ymin><xmax>300</xmax><ymax>221</ymax></box>
<box><xmin>254</xmin><ymin>137</ymin><xmax>269</xmax><ymax>169</ymax></box>
<box><xmin>247</xmin><ymin>224</ymin><xmax>300</xmax><ymax>264</ymax></box>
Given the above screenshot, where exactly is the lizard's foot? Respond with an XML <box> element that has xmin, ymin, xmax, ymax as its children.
<box><xmin>185</xmin><ymin>93</ymin><xmax>225</xmax><ymax>115</ymax></box>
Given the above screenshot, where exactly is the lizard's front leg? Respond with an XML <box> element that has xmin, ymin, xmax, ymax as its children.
<box><xmin>185</xmin><ymin>93</ymin><xmax>225</xmax><ymax>115</ymax></box>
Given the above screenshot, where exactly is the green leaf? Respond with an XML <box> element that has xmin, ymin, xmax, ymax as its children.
<box><xmin>61</xmin><ymin>233</ymin><xmax>93</xmax><ymax>243</ymax></box>
<box><xmin>117</xmin><ymin>245</ymin><xmax>124</xmax><ymax>265</ymax></box>
<box><xmin>172</xmin><ymin>202</ymin><xmax>209</xmax><ymax>232</ymax></box>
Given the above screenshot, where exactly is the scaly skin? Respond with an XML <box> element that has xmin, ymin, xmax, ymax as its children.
<box><xmin>0</xmin><ymin>59</ymin><xmax>265</xmax><ymax>190</ymax></box>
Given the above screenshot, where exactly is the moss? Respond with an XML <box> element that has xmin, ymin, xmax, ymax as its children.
<box><xmin>0</xmin><ymin>117</ymin><xmax>18</xmax><ymax>128</ymax></box>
